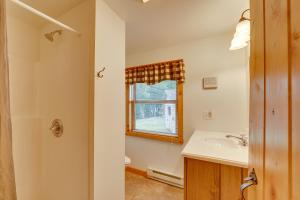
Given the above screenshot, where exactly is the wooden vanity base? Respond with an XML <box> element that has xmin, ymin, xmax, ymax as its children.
<box><xmin>184</xmin><ymin>158</ymin><xmax>248</xmax><ymax>200</ymax></box>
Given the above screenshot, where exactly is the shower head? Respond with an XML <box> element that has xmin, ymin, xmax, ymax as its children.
<box><xmin>44</xmin><ymin>30</ymin><xmax>63</xmax><ymax>42</ymax></box>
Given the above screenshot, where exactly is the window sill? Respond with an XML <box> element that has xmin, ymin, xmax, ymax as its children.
<box><xmin>126</xmin><ymin>130</ymin><xmax>184</xmax><ymax>144</ymax></box>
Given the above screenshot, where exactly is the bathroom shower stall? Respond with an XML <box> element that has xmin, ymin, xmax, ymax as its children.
<box><xmin>7</xmin><ymin>1</ymin><xmax>92</xmax><ymax>199</ymax></box>
<box><xmin>6</xmin><ymin>0</ymin><xmax>125</xmax><ymax>199</ymax></box>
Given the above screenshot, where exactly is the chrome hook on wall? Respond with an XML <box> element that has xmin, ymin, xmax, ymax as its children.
<box><xmin>96</xmin><ymin>67</ymin><xmax>106</xmax><ymax>78</ymax></box>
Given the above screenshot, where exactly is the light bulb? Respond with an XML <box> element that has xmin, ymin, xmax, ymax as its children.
<box><xmin>230</xmin><ymin>19</ymin><xmax>250</xmax><ymax>50</ymax></box>
<box><xmin>229</xmin><ymin>37</ymin><xmax>248</xmax><ymax>50</ymax></box>
<box><xmin>236</xmin><ymin>20</ymin><xmax>250</xmax><ymax>33</ymax></box>
<box><xmin>234</xmin><ymin>32</ymin><xmax>250</xmax><ymax>42</ymax></box>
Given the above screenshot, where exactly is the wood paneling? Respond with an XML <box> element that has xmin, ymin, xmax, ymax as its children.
<box><xmin>264</xmin><ymin>0</ymin><xmax>290</xmax><ymax>199</ymax></box>
<box><xmin>220</xmin><ymin>165</ymin><xmax>242</xmax><ymax>200</ymax></box>
<box><xmin>291</xmin><ymin>0</ymin><xmax>300</xmax><ymax>199</ymax></box>
<box><xmin>184</xmin><ymin>158</ymin><xmax>247</xmax><ymax>200</ymax></box>
<box><xmin>248</xmin><ymin>0</ymin><xmax>265</xmax><ymax>199</ymax></box>
<box><xmin>249</xmin><ymin>0</ymin><xmax>299</xmax><ymax>199</ymax></box>
<box><xmin>185</xmin><ymin>158</ymin><xmax>220</xmax><ymax>200</ymax></box>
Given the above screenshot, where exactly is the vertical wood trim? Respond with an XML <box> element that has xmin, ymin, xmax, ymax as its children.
<box><xmin>287</xmin><ymin>0</ymin><xmax>293</xmax><ymax>199</ymax></box>
<box><xmin>177</xmin><ymin>83</ymin><xmax>184</xmax><ymax>143</ymax></box>
<box><xmin>184</xmin><ymin>158</ymin><xmax>188</xmax><ymax>200</ymax></box>
<box><xmin>249</xmin><ymin>0</ymin><xmax>266</xmax><ymax>199</ymax></box>
<box><xmin>264</xmin><ymin>0</ymin><xmax>290</xmax><ymax>199</ymax></box>
<box><xmin>290</xmin><ymin>0</ymin><xmax>300</xmax><ymax>198</ymax></box>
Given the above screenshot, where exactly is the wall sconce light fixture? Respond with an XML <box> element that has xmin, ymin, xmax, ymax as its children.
<box><xmin>230</xmin><ymin>9</ymin><xmax>250</xmax><ymax>51</ymax></box>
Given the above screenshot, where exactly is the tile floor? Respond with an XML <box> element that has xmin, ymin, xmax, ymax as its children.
<box><xmin>125</xmin><ymin>171</ymin><xmax>184</xmax><ymax>200</ymax></box>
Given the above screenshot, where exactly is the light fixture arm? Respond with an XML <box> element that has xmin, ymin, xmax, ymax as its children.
<box><xmin>239</xmin><ymin>9</ymin><xmax>251</xmax><ymax>22</ymax></box>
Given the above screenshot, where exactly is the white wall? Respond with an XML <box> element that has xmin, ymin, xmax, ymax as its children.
<box><xmin>94</xmin><ymin>0</ymin><xmax>125</xmax><ymax>199</ymax></box>
<box><xmin>126</xmin><ymin>32</ymin><xmax>249</xmax><ymax>177</ymax></box>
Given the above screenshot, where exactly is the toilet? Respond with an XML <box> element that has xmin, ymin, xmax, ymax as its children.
<box><xmin>125</xmin><ymin>156</ymin><xmax>131</xmax><ymax>166</ymax></box>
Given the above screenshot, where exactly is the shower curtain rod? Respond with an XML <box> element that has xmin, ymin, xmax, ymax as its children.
<box><xmin>8</xmin><ymin>0</ymin><xmax>81</xmax><ymax>35</ymax></box>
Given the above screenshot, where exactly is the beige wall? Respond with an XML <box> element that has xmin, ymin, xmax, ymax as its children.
<box><xmin>126</xmin><ymin>32</ymin><xmax>249</xmax><ymax>177</ymax></box>
<box><xmin>7</xmin><ymin>1</ymin><xmax>92</xmax><ymax>200</ymax></box>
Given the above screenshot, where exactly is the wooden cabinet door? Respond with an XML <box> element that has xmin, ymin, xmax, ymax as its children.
<box><xmin>249</xmin><ymin>0</ymin><xmax>299</xmax><ymax>199</ymax></box>
<box><xmin>185</xmin><ymin>159</ymin><xmax>220</xmax><ymax>200</ymax></box>
<box><xmin>184</xmin><ymin>158</ymin><xmax>246</xmax><ymax>200</ymax></box>
<box><xmin>220</xmin><ymin>165</ymin><xmax>245</xmax><ymax>200</ymax></box>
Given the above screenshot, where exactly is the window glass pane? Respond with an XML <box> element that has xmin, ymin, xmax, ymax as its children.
<box><xmin>135</xmin><ymin>103</ymin><xmax>177</xmax><ymax>135</ymax></box>
<box><xmin>129</xmin><ymin>103</ymin><xmax>132</xmax><ymax>130</ymax></box>
<box><xmin>136</xmin><ymin>80</ymin><xmax>177</xmax><ymax>101</ymax></box>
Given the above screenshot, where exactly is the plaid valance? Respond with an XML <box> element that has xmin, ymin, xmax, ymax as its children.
<box><xmin>125</xmin><ymin>59</ymin><xmax>185</xmax><ymax>85</ymax></box>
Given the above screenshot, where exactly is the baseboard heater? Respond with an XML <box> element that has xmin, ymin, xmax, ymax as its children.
<box><xmin>147</xmin><ymin>168</ymin><xmax>184</xmax><ymax>188</ymax></box>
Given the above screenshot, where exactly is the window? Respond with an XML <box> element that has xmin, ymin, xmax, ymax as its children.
<box><xmin>126</xmin><ymin>80</ymin><xmax>183</xmax><ymax>144</ymax></box>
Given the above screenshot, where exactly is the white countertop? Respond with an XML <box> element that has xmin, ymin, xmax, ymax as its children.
<box><xmin>181</xmin><ymin>130</ymin><xmax>248</xmax><ymax>168</ymax></box>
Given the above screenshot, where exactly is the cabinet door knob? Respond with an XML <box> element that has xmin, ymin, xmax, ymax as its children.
<box><xmin>97</xmin><ymin>67</ymin><xmax>106</xmax><ymax>78</ymax></box>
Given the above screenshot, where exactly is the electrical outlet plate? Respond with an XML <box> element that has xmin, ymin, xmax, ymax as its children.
<box><xmin>203</xmin><ymin>110</ymin><xmax>214</xmax><ymax>120</ymax></box>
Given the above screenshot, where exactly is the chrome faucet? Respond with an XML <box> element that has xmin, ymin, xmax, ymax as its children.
<box><xmin>226</xmin><ymin>134</ymin><xmax>248</xmax><ymax>147</ymax></box>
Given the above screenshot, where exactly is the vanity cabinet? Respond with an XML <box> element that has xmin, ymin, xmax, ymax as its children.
<box><xmin>184</xmin><ymin>158</ymin><xmax>248</xmax><ymax>200</ymax></box>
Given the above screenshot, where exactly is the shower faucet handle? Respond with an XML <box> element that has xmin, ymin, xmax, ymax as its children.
<box><xmin>49</xmin><ymin>119</ymin><xmax>64</xmax><ymax>137</ymax></box>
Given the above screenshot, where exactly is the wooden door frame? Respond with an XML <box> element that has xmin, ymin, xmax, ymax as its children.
<box><xmin>248</xmin><ymin>0</ymin><xmax>266</xmax><ymax>199</ymax></box>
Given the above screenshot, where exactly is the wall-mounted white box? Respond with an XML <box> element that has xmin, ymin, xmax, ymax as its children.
<box><xmin>203</xmin><ymin>77</ymin><xmax>218</xmax><ymax>89</ymax></box>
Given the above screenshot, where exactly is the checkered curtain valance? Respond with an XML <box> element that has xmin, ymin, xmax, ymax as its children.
<box><xmin>125</xmin><ymin>59</ymin><xmax>185</xmax><ymax>85</ymax></box>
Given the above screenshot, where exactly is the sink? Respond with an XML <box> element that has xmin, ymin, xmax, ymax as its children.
<box><xmin>204</xmin><ymin>137</ymin><xmax>240</xmax><ymax>148</ymax></box>
<box><xmin>181</xmin><ymin>130</ymin><xmax>249</xmax><ymax>168</ymax></box>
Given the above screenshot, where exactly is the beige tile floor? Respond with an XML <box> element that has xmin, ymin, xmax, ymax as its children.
<box><xmin>125</xmin><ymin>171</ymin><xmax>184</xmax><ymax>200</ymax></box>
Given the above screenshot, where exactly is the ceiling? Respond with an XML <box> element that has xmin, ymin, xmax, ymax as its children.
<box><xmin>103</xmin><ymin>0</ymin><xmax>249</xmax><ymax>54</ymax></box>
<box><xmin>6</xmin><ymin>0</ymin><xmax>249</xmax><ymax>54</ymax></box>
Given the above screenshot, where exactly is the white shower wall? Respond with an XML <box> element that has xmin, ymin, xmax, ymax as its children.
<box><xmin>7</xmin><ymin>13</ymin><xmax>42</xmax><ymax>200</ymax></box>
<box><xmin>37</xmin><ymin>1</ymin><xmax>92</xmax><ymax>200</ymax></box>
<box><xmin>7</xmin><ymin>1</ymin><xmax>92</xmax><ymax>200</ymax></box>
